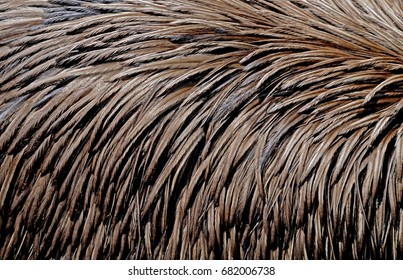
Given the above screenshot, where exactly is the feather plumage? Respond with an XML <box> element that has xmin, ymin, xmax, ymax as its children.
<box><xmin>0</xmin><ymin>0</ymin><xmax>403</xmax><ymax>259</ymax></box>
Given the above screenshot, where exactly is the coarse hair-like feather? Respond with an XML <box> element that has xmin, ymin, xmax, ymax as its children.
<box><xmin>0</xmin><ymin>0</ymin><xmax>403</xmax><ymax>259</ymax></box>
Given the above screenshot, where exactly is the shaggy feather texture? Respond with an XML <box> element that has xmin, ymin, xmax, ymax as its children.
<box><xmin>0</xmin><ymin>0</ymin><xmax>403</xmax><ymax>259</ymax></box>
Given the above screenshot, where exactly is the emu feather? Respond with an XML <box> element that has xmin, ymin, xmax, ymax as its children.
<box><xmin>0</xmin><ymin>0</ymin><xmax>403</xmax><ymax>259</ymax></box>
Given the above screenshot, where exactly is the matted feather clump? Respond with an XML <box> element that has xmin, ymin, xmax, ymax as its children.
<box><xmin>0</xmin><ymin>0</ymin><xmax>403</xmax><ymax>260</ymax></box>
